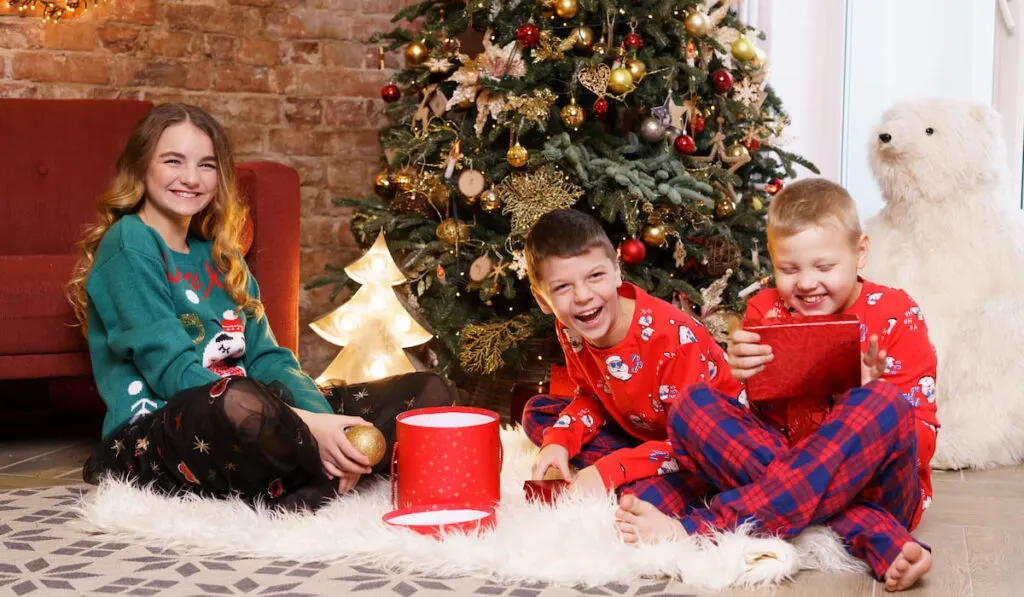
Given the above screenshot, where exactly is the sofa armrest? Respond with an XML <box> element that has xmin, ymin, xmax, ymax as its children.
<box><xmin>236</xmin><ymin>161</ymin><xmax>302</xmax><ymax>355</ymax></box>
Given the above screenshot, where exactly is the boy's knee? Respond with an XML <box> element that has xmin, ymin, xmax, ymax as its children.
<box><xmin>521</xmin><ymin>395</ymin><xmax>564</xmax><ymax>436</ymax></box>
<box><xmin>667</xmin><ymin>383</ymin><xmax>712</xmax><ymax>424</ymax></box>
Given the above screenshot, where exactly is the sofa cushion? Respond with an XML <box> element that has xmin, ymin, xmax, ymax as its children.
<box><xmin>0</xmin><ymin>254</ymin><xmax>86</xmax><ymax>356</ymax></box>
<box><xmin>0</xmin><ymin>99</ymin><xmax>153</xmax><ymax>256</ymax></box>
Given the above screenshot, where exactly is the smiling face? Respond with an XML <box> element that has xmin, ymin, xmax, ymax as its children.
<box><xmin>531</xmin><ymin>247</ymin><xmax>628</xmax><ymax>348</ymax></box>
<box><xmin>138</xmin><ymin>120</ymin><xmax>219</xmax><ymax>244</ymax></box>
<box><xmin>770</xmin><ymin>222</ymin><xmax>869</xmax><ymax>315</ymax></box>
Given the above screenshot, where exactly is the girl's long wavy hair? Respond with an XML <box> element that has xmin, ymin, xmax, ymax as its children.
<box><xmin>66</xmin><ymin>103</ymin><xmax>264</xmax><ymax>333</ymax></box>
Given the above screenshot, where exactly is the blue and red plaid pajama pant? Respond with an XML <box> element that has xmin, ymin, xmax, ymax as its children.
<box><xmin>522</xmin><ymin>395</ymin><xmax>713</xmax><ymax>518</ymax></box>
<box><xmin>668</xmin><ymin>380</ymin><xmax>924</xmax><ymax>579</ymax></box>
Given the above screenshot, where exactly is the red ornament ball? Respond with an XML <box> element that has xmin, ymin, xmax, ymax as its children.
<box><xmin>764</xmin><ymin>178</ymin><xmax>785</xmax><ymax>195</ymax></box>
<box><xmin>380</xmin><ymin>84</ymin><xmax>401</xmax><ymax>103</ymax></box>
<box><xmin>624</xmin><ymin>32</ymin><xmax>644</xmax><ymax>49</ymax></box>
<box><xmin>690</xmin><ymin>114</ymin><xmax>705</xmax><ymax>135</ymax></box>
<box><xmin>619</xmin><ymin>239</ymin><xmax>646</xmax><ymax>265</ymax></box>
<box><xmin>592</xmin><ymin>97</ymin><xmax>608</xmax><ymax>119</ymax></box>
<box><xmin>674</xmin><ymin>133</ymin><xmax>696</xmax><ymax>155</ymax></box>
<box><xmin>517</xmin><ymin>23</ymin><xmax>541</xmax><ymax>48</ymax></box>
<box><xmin>742</xmin><ymin>137</ymin><xmax>761</xmax><ymax>152</ymax></box>
<box><xmin>710</xmin><ymin>68</ymin><xmax>734</xmax><ymax>93</ymax></box>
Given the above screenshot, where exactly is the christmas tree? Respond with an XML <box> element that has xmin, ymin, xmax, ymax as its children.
<box><xmin>310</xmin><ymin>230</ymin><xmax>433</xmax><ymax>385</ymax></box>
<box><xmin>315</xmin><ymin>0</ymin><xmax>815</xmax><ymax>378</ymax></box>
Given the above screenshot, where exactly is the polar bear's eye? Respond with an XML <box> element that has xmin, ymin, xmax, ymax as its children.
<box><xmin>925</xmin><ymin>127</ymin><xmax>935</xmax><ymax>135</ymax></box>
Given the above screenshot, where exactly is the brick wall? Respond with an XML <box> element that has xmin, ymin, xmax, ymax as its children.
<box><xmin>0</xmin><ymin>0</ymin><xmax>412</xmax><ymax>376</ymax></box>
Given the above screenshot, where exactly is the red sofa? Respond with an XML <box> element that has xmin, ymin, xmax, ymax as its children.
<box><xmin>0</xmin><ymin>99</ymin><xmax>304</xmax><ymax>405</ymax></box>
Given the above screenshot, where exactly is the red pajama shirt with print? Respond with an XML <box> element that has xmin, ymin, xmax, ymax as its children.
<box><xmin>537</xmin><ymin>282</ymin><xmax>742</xmax><ymax>490</ymax></box>
<box><xmin>744</xmin><ymin>278</ymin><xmax>939</xmax><ymax>520</ymax></box>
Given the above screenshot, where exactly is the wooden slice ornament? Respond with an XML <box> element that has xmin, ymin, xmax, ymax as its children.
<box><xmin>458</xmin><ymin>169</ymin><xmax>486</xmax><ymax>199</ymax></box>
<box><xmin>469</xmin><ymin>255</ymin><xmax>495</xmax><ymax>282</ymax></box>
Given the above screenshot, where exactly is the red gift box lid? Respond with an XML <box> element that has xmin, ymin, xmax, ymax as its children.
<box><xmin>744</xmin><ymin>314</ymin><xmax>861</xmax><ymax>402</ymax></box>
<box><xmin>382</xmin><ymin>503</ymin><xmax>497</xmax><ymax>539</ymax></box>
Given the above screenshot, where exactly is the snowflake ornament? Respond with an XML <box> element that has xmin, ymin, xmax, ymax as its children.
<box><xmin>732</xmin><ymin>78</ymin><xmax>765</xmax><ymax>109</ymax></box>
<box><xmin>510</xmin><ymin>250</ymin><xmax>529</xmax><ymax>280</ymax></box>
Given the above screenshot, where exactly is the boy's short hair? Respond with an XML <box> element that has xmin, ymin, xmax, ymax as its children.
<box><xmin>767</xmin><ymin>178</ymin><xmax>863</xmax><ymax>249</ymax></box>
<box><xmin>525</xmin><ymin>209</ymin><xmax>617</xmax><ymax>287</ymax></box>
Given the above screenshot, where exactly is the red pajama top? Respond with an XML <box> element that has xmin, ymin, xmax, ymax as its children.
<box><xmin>542</xmin><ymin>283</ymin><xmax>742</xmax><ymax>489</ymax></box>
<box><xmin>744</xmin><ymin>278</ymin><xmax>939</xmax><ymax>512</ymax></box>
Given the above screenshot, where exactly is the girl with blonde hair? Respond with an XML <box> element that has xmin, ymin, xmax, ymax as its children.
<box><xmin>69</xmin><ymin>103</ymin><xmax>451</xmax><ymax>510</ymax></box>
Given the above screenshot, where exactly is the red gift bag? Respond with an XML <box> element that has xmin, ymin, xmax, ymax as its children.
<box><xmin>744</xmin><ymin>314</ymin><xmax>861</xmax><ymax>445</ymax></box>
<box><xmin>390</xmin><ymin>406</ymin><xmax>502</xmax><ymax>510</ymax></box>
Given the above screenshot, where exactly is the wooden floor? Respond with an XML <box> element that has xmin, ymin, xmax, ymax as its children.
<box><xmin>2</xmin><ymin>423</ymin><xmax>1022</xmax><ymax>596</ymax></box>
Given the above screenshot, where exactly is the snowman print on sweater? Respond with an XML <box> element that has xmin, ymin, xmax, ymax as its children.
<box><xmin>202</xmin><ymin>310</ymin><xmax>247</xmax><ymax>377</ymax></box>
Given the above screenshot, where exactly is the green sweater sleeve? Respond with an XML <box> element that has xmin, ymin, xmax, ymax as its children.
<box><xmin>87</xmin><ymin>248</ymin><xmax>222</xmax><ymax>401</ymax></box>
<box><xmin>243</xmin><ymin>278</ymin><xmax>333</xmax><ymax>414</ymax></box>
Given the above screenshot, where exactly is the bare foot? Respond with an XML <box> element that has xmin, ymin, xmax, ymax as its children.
<box><xmin>614</xmin><ymin>494</ymin><xmax>686</xmax><ymax>544</ymax></box>
<box><xmin>884</xmin><ymin>542</ymin><xmax>932</xmax><ymax>592</ymax></box>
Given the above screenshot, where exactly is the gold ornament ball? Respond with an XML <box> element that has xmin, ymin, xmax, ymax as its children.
<box><xmin>554</xmin><ymin>0</ymin><xmax>578</xmax><ymax>19</ymax></box>
<box><xmin>404</xmin><ymin>41</ymin><xmax>428</xmax><ymax>66</ymax></box>
<box><xmin>373</xmin><ymin>171</ymin><xmax>394</xmax><ymax>198</ymax></box>
<box><xmin>751</xmin><ymin>47</ymin><xmax>768</xmax><ymax>69</ymax></box>
<box><xmin>714</xmin><ymin>197</ymin><xmax>737</xmax><ymax>219</ymax></box>
<box><xmin>725</xmin><ymin>143</ymin><xmax>751</xmax><ymax>161</ymax></box>
<box><xmin>608</xmin><ymin>67</ymin><xmax>634</xmax><ymax>94</ymax></box>
<box><xmin>684</xmin><ymin>11</ymin><xmax>710</xmax><ymax>36</ymax></box>
<box><xmin>479</xmin><ymin>189</ymin><xmax>502</xmax><ymax>212</ymax></box>
<box><xmin>390</xmin><ymin>169</ymin><xmax>415</xmax><ymax>192</ymax></box>
<box><xmin>506</xmin><ymin>143</ymin><xmax>529</xmax><ymax>167</ymax></box>
<box><xmin>571</xmin><ymin>26</ymin><xmax>594</xmax><ymax>50</ymax></box>
<box><xmin>560</xmin><ymin>101</ymin><xmax>585</xmax><ymax>128</ymax></box>
<box><xmin>592</xmin><ymin>42</ymin><xmax>608</xmax><ymax>55</ymax></box>
<box><xmin>731</xmin><ymin>36</ymin><xmax>757</xmax><ymax>62</ymax></box>
<box><xmin>426</xmin><ymin>178</ymin><xmax>450</xmax><ymax>211</ymax></box>
<box><xmin>642</xmin><ymin>224</ymin><xmax>668</xmax><ymax>247</ymax></box>
<box><xmin>345</xmin><ymin>425</ymin><xmax>386</xmax><ymax>467</ymax></box>
<box><xmin>436</xmin><ymin>218</ymin><xmax>471</xmax><ymax>245</ymax></box>
<box><xmin>625</xmin><ymin>58</ymin><xmax>647</xmax><ymax>83</ymax></box>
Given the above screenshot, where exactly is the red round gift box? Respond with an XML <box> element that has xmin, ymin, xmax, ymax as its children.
<box><xmin>389</xmin><ymin>406</ymin><xmax>502</xmax><ymax>512</ymax></box>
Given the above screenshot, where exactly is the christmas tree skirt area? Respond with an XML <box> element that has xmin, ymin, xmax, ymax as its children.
<box><xmin>75</xmin><ymin>427</ymin><xmax>864</xmax><ymax>591</ymax></box>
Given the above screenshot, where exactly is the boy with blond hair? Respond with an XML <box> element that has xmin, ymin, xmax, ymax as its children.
<box><xmin>521</xmin><ymin>209</ymin><xmax>742</xmax><ymax>514</ymax></box>
<box><xmin>615</xmin><ymin>179</ymin><xmax>938</xmax><ymax>592</ymax></box>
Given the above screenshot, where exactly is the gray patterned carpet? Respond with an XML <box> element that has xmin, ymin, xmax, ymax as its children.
<box><xmin>0</xmin><ymin>486</ymin><xmax>698</xmax><ymax>597</ymax></box>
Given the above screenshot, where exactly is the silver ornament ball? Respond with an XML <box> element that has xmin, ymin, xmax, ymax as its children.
<box><xmin>639</xmin><ymin>117</ymin><xmax>666</xmax><ymax>143</ymax></box>
<box><xmin>663</xmin><ymin>126</ymin><xmax>683</xmax><ymax>144</ymax></box>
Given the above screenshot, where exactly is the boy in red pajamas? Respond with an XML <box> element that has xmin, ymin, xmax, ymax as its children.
<box><xmin>521</xmin><ymin>209</ymin><xmax>742</xmax><ymax>512</ymax></box>
<box><xmin>615</xmin><ymin>179</ymin><xmax>937</xmax><ymax>592</ymax></box>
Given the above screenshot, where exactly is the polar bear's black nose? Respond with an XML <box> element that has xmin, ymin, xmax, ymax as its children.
<box><xmin>878</xmin><ymin>133</ymin><xmax>892</xmax><ymax>143</ymax></box>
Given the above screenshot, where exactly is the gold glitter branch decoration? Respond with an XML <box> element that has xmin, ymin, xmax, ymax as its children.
<box><xmin>459</xmin><ymin>314</ymin><xmax>535</xmax><ymax>374</ymax></box>
<box><xmin>498</xmin><ymin>165</ymin><xmax>584</xmax><ymax>233</ymax></box>
<box><xmin>505</xmin><ymin>89</ymin><xmax>557</xmax><ymax>126</ymax></box>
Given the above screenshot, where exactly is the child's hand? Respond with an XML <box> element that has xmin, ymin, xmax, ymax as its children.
<box><xmin>294</xmin><ymin>410</ymin><xmax>373</xmax><ymax>478</ymax></box>
<box><xmin>336</xmin><ymin>471</ymin><xmax>362</xmax><ymax>494</ymax></box>
<box><xmin>531</xmin><ymin>444</ymin><xmax>573</xmax><ymax>481</ymax></box>
<box><xmin>726</xmin><ymin>327</ymin><xmax>773</xmax><ymax>381</ymax></box>
<box><xmin>569</xmin><ymin>465</ymin><xmax>608</xmax><ymax>496</ymax></box>
<box><xmin>861</xmin><ymin>335</ymin><xmax>887</xmax><ymax>386</ymax></box>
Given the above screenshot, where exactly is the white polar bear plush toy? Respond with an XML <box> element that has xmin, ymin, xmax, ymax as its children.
<box><xmin>864</xmin><ymin>99</ymin><xmax>1024</xmax><ymax>469</ymax></box>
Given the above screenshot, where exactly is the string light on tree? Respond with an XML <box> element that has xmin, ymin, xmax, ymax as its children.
<box><xmin>310</xmin><ymin>230</ymin><xmax>432</xmax><ymax>384</ymax></box>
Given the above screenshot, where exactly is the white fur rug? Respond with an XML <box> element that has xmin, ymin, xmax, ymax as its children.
<box><xmin>75</xmin><ymin>427</ymin><xmax>864</xmax><ymax>590</ymax></box>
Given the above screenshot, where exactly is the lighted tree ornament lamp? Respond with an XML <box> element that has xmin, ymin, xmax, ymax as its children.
<box><xmin>310</xmin><ymin>230</ymin><xmax>432</xmax><ymax>385</ymax></box>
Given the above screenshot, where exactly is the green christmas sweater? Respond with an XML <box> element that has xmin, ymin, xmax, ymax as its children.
<box><xmin>85</xmin><ymin>214</ymin><xmax>332</xmax><ymax>438</ymax></box>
